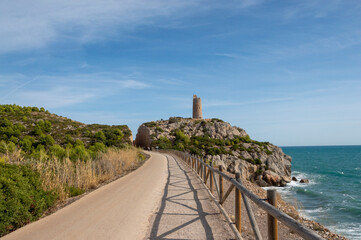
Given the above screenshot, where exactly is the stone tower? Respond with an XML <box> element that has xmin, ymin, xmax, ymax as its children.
<box><xmin>192</xmin><ymin>95</ymin><xmax>202</xmax><ymax>119</ymax></box>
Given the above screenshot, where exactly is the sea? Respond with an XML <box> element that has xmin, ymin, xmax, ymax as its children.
<box><xmin>268</xmin><ymin>146</ymin><xmax>361</xmax><ymax>240</ymax></box>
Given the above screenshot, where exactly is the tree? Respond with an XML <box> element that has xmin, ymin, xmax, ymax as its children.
<box><xmin>38</xmin><ymin>135</ymin><xmax>55</xmax><ymax>148</ymax></box>
<box><xmin>95</xmin><ymin>131</ymin><xmax>106</xmax><ymax>143</ymax></box>
<box><xmin>20</xmin><ymin>136</ymin><xmax>35</xmax><ymax>152</ymax></box>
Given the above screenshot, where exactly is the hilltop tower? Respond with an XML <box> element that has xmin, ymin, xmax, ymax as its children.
<box><xmin>192</xmin><ymin>95</ymin><xmax>202</xmax><ymax>119</ymax></box>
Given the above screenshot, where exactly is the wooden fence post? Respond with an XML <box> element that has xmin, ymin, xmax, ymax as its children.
<box><xmin>198</xmin><ymin>161</ymin><xmax>201</xmax><ymax>175</ymax></box>
<box><xmin>203</xmin><ymin>160</ymin><xmax>207</xmax><ymax>183</ymax></box>
<box><xmin>210</xmin><ymin>169</ymin><xmax>213</xmax><ymax>193</ymax></box>
<box><xmin>235</xmin><ymin>173</ymin><xmax>242</xmax><ymax>234</ymax></box>
<box><xmin>267</xmin><ymin>189</ymin><xmax>278</xmax><ymax>240</ymax></box>
<box><xmin>219</xmin><ymin>165</ymin><xmax>223</xmax><ymax>202</ymax></box>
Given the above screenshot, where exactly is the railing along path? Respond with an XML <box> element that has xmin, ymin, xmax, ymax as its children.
<box><xmin>166</xmin><ymin>150</ymin><xmax>325</xmax><ymax>240</ymax></box>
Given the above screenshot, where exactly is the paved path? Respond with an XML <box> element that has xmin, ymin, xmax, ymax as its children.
<box><xmin>2</xmin><ymin>152</ymin><xmax>168</xmax><ymax>240</ymax></box>
<box><xmin>2</xmin><ymin>152</ymin><xmax>234</xmax><ymax>240</ymax></box>
<box><xmin>146</xmin><ymin>154</ymin><xmax>234</xmax><ymax>240</ymax></box>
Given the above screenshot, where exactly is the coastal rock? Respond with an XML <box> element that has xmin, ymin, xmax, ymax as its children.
<box><xmin>263</xmin><ymin>170</ymin><xmax>281</xmax><ymax>186</ymax></box>
<box><xmin>255</xmin><ymin>179</ymin><xmax>268</xmax><ymax>187</ymax></box>
<box><xmin>135</xmin><ymin>117</ymin><xmax>292</xmax><ymax>187</ymax></box>
<box><xmin>282</xmin><ymin>176</ymin><xmax>291</xmax><ymax>183</ymax></box>
<box><xmin>292</xmin><ymin>176</ymin><xmax>298</xmax><ymax>181</ymax></box>
<box><xmin>300</xmin><ymin>179</ymin><xmax>309</xmax><ymax>183</ymax></box>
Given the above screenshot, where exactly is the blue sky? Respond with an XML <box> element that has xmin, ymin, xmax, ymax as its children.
<box><xmin>1</xmin><ymin>0</ymin><xmax>361</xmax><ymax>146</ymax></box>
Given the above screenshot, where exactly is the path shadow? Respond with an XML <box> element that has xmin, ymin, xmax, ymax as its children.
<box><xmin>149</xmin><ymin>155</ymin><xmax>214</xmax><ymax>240</ymax></box>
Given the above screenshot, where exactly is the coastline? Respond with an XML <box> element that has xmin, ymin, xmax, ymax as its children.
<box><xmin>281</xmin><ymin>145</ymin><xmax>361</xmax><ymax>240</ymax></box>
<box><xmin>251</xmin><ymin>180</ymin><xmax>348</xmax><ymax>240</ymax></box>
<box><xmin>196</xmin><ymin>162</ymin><xmax>348</xmax><ymax>239</ymax></box>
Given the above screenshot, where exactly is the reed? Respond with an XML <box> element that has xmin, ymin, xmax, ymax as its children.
<box><xmin>5</xmin><ymin>147</ymin><xmax>141</xmax><ymax>201</ymax></box>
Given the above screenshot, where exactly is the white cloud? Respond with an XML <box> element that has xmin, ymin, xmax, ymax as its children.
<box><xmin>0</xmin><ymin>73</ymin><xmax>150</xmax><ymax>108</ymax></box>
<box><xmin>18</xmin><ymin>87</ymin><xmax>96</xmax><ymax>108</ymax></box>
<box><xmin>203</xmin><ymin>97</ymin><xmax>294</xmax><ymax>107</ymax></box>
<box><xmin>121</xmin><ymin>80</ymin><xmax>149</xmax><ymax>89</ymax></box>
<box><xmin>0</xmin><ymin>0</ymin><xmax>262</xmax><ymax>53</ymax></box>
<box><xmin>0</xmin><ymin>0</ymin><xmax>195</xmax><ymax>53</ymax></box>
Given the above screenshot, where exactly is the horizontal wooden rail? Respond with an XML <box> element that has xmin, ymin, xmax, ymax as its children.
<box><xmin>166</xmin><ymin>150</ymin><xmax>325</xmax><ymax>240</ymax></box>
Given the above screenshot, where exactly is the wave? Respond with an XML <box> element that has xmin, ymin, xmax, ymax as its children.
<box><xmin>330</xmin><ymin>222</ymin><xmax>361</xmax><ymax>240</ymax></box>
<box><xmin>291</xmin><ymin>171</ymin><xmax>320</xmax><ymax>185</ymax></box>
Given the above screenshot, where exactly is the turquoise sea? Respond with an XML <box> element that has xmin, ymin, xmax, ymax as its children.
<box><xmin>277</xmin><ymin>146</ymin><xmax>361</xmax><ymax>239</ymax></box>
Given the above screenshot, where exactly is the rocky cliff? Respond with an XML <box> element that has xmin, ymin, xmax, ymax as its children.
<box><xmin>135</xmin><ymin>117</ymin><xmax>292</xmax><ymax>186</ymax></box>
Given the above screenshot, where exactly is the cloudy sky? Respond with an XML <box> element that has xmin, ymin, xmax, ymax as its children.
<box><xmin>1</xmin><ymin>0</ymin><xmax>361</xmax><ymax>146</ymax></box>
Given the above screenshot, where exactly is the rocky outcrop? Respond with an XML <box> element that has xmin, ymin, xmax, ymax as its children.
<box><xmin>300</xmin><ymin>179</ymin><xmax>309</xmax><ymax>183</ymax></box>
<box><xmin>135</xmin><ymin>117</ymin><xmax>292</xmax><ymax>186</ymax></box>
<box><xmin>134</xmin><ymin>125</ymin><xmax>151</xmax><ymax>149</ymax></box>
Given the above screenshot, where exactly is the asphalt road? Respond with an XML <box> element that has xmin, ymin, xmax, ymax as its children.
<box><xmin>2</xmin><ymin>151</ymin><xmax>168</xmax><ymax>240</ymax></box>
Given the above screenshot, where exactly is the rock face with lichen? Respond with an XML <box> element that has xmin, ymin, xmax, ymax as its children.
<box><xmin>135</xmin><ymin>117</ymin><xmax>292</xmax><ymax>186</ymax></box>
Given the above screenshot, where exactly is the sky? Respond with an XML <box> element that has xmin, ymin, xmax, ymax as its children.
<box><xmin>0</xmin><ymin>0</ymin><xmax>361</xmax><ymax>146</ymax></box>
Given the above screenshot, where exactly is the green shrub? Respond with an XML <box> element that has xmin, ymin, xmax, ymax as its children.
<box><xmin>254</xmin><ymin>158</ymin><xmax>262</xmax><ymax>164</ymax></box>
<box><xmin>155</xmin><ymin>126</ymin><xmax>164</xmax><ymax>132</ymax></box>
<box><xmin>68</xmin><ymin>186</ymin><xmax>85</xmax><ymax>197</ymax></box>
<box><xmin>175</xmin><ymin>130</ymin><xmax>190</xmax><ymax>145</ymax></box>
<box><xmin>95</xmin><ymin>131</ymin><xmax>106</xmax><ymax>143</ymax></box>
<box><xmin>144</xmin><ymin>121</ymin><xmax>157</xmax><ymax>128</ymax></box>
<box><xmin>137</xmin><ymin>152</ymin><xmax>146</xmax><ymax>162</ymax></box>
<box><xmin>20</xmin><ymin>136</ymin><xmax>35</xmax><ymax>153</ymax></box>
<box><xmin>34</xmin><ymin>120</ymin><xmax>51</xmax><ymax>134</ymax></box>
<box><xmin>211</xmin><ymin>118</ymin><xmax>224</xmax><ymax>123</ymax></box>
<box><xmin>38</xmin><ymin>135</ymin><xmax>55</xmax><ymax>148</ymax></box>
<box><xmin>240</xmin><ymin>135</ymin><xmax>251</xmax><ymax>143</ymax></box>
<box><xmin>70</xmin><ymin>145</ymin><xmax>89</xmax><ymax>161</ymax></box>
<box><xmin>89</xmin><ymin>142</ymin><xmax>106</xmax><ymax>153</ymax></box>
<box><xmin>103</xmin><ymin>128</ymin><xmax>124</xmax><ymax>147</ymax></box>
<box><xmin>152</xmin><ymin>136</ymin><xmax>172</xmax><ymax>149</ymax></box>
<box><xmin>264</xmin><ymin>148</ymin><xmax>272</xmax><ymax>155</ymax></box>
<box><xmin>65</xmin><ymin>134</ymin><xmax>74</xmax><ymax>145</ymax></box>
<box><xmin>49</xmin><ymin>144</ymin><xmax>66</xmax><ymax>159</ymax></box>
<box><xmin>0</xmin><ymin>163</ymin><xmax>56</xmax><ymax>237</ymax></box>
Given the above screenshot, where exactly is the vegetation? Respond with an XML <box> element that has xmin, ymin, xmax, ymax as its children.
<box><xmin>0</xmin><ymin>104</ymin><xmax>145</xmax><ymax>237</ymax></box>
<box><xmin>0</xmin><ymin>163</ymin><xmax>56</xmax><ymax>236</ymax></box>
<box><xmin>147</xmin><ymin>118</ymin><xmax>272</xmax><ymax>166</ymax></box>
<box><xmin>150</xmin><ymin>129</ymin><xmax>271</xmax><ymax>161</ymax></box>
<box><xmin>0</xmin><ymin>104</ymin><xmax>132</xmax><ymax>161</ymax></box>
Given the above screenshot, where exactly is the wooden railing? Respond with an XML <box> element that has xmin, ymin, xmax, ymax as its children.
<box><xmin>168</xmin><ymin>150</ymin><xmax>325</xmax><ymax>240</ymax></box>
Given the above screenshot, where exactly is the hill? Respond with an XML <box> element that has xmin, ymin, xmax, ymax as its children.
<box><xmin>0</xmin><ymin>104</ymin><xmax>132</xmax><ymax>160</ymax></box>
<box><xmin>135</xmin><ymin>117</ymin><xmax>292</xmax><ymax>187</ymax></box>
<box><xmin>0</xmin><ymin>104</ymin><xmax>143</xmax><ymax>237</ymax></box>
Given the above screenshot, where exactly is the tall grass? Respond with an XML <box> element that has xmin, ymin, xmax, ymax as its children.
<box><xmin>5</xmin><ymin>147</ymin><xmax>142</xmax><ymax>201</ymax></box>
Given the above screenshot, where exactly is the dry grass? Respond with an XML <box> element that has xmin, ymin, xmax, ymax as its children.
<box><xmin>5</xmin><ymin>147</ymin><xmax>141</xmax><ymax>201</ymax></box>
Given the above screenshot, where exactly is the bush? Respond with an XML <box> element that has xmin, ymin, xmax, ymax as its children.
<box><xmin>254</xmin><ymin>158</ymin><xmax>262</xmax><ymax>164</ymax></box>
<box><xmin>211</xmin><ymin>118</ymin><xmax>224</xmax><ymax>123</ymax></box>
<box><xmin>70</xmin><ymin>145</ymin><xmax>89</xmax><ymax>161</ymax></box>
<box><xmin>38</xmin><ymin>135</ymin><xmax>55</xmax><ymax>148</ymax></box>
<box><xmin>89</xmin><ymin>142</ymin><xmax>106</xmax><ymax>153</ymax></box>
<box><xmin>169</xmin><ymin>117</ymin><xmax>181</xmax><ymax>124</ymax></box>
<box><xmin>68</xmin><ymin>186</ymin><xmax>85</xmax><ymax>197</ymax></box>
<box><xmin>155</xmin><ymin>126</ymin><xmax>164</xmax><ymax>132</ymax></box>
<box><xmin>0</xmin><ymin>163</ymin><xmax>56</xmax><ymax>237</ymax></box>
<box><xmin>49</xmin><ymin>144</ymin><xmax>66</xmax><ymax>159</ymax></box>
<box><xmin>152</xmin><ymin>136</ymin><xmax>172</xmax><ymax>149</ymax></box>
<box><xmin>240</xmin><ymin>135</ymin><xmax>251</xmax><ymax>143</ymax></box>
<box><xmin>175</xmin><ymin>130</ymin><xmax>190</xmax><ymax>145</ymax></box>
<box><xmin>95</xmin><ymin>131</ymin><xmax>106</xmax><ymax>143</ymax></box>
<box><xmin>34</xmin><ymin>120</ymin><xmax>51</xmax><ymax>135</ymax></box>
<box><xmin>144</xmin><ymin>121</ymin><xmax>157</xmax><ymax>128</ymax></box>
